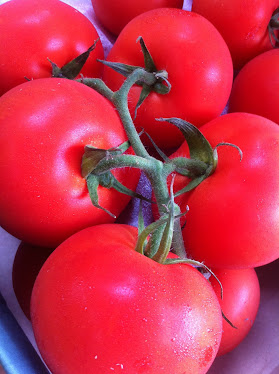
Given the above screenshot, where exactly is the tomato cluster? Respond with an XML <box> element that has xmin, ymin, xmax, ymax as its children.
<box><xmin>0</xmin><ymin>0</ymin><xmax>279</xmax><ymax>373</ymax></box>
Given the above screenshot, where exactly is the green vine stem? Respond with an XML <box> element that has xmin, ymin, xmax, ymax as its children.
<box><xmin>78</xmin><ymin>68</ymin><xmax>217</xmax><ymax>260</ymax></box>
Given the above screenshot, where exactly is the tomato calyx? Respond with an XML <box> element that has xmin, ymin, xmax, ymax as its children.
<box><xmin>268</xmin><ymin>7</ymin><xmax>279</xmax><ymax>47</ymax></box>
<box><xmin>81</xmin><ymin>143</ymin><xmax>154</xmax><ymax>216</ymax></box>
<box><xmin>98</xmin><ymin>36</ymin><xmax>171</xmax><ymax>117</ymax></box>
<box><xmin>48</xmin><ymin>39</ymin><xmax>100</xmax><ymax>79</ymax></box>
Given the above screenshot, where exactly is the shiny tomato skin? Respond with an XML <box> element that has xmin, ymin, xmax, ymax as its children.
<box><xmin>210</xmin><ymin>268</ymin><xmax>260</xmax><ymax>356</ymax></box>
<box><xmin>192</xmin><ymin>0</ymin><xmax>279</xmax><ymax>69</ymax></box>
<box><xmin>0</xmin><ymin>0</ymin><xmax>104</xmax><ymax>96</ymax></box>
<box><xmin>31</xmin><ymin>223</ymin><xmax>222</xmax><ymax>374</ymax></box>
<box><xmin>0</xmin><ymin>78</ymin><xmax>139</xmax><ymax>248</ymax></box>
<box><xmin>91</xmin><ymin>0</ymin><xmax>183</xmax><ymax>35</ymax></box>
<box><xmin>181</xmin><ymin>112</ymin><xmax>279</xmax><ymax>268</ymax></box>
<box><xmin>103</xmin><ymin>8</ymin><xmax>233</xmax><ymax>151</ymax></box>
<box><xmin>229</xmin><ymin>49</ymin><xmax>279</xmax><ymax>125</ymax></box>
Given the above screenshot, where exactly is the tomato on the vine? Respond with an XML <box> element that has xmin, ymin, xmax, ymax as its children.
<box><xmin>192</xmin><ymin>0</ymin><xmax>279</xmax><ymax>69</ymax></box>
<box><xmin>210</xmin><ymin>268</ymin><xmax>260</xmax><ymax>356</ymax></box>
<box><xmin>91</xmin><ymin>0</ymin><xmax>183</xmax><ymax>35</ymax></box>
<box><xmin>166</xmin><ymin>113</ymin><xmax>279</xmax><ymax>268</ymax></box>
<box><xmin>103</xmin><ymin>8</ymin><xmax>233</xmax><ymax>151</ymax></box>
<box><xmin>0</xmin><ymin>78</ymin><xmax>139</xmax><ymax>248</ymax></box>
<box><xmin>0</xmin><ymin>0</ymin><xmax>104</xmax><ymax>96</ymax></box>
<box><xmin>31</xmin><ymin>223</ymin><xmax>222</xmax><ymax>374</ymax></box>
<box><xmin>229</xmin><ymin>49</ymin><xmax>279</xmax><ymax>125</ymax></box>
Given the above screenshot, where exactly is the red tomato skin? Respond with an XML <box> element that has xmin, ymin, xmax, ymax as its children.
<box><xmin>0</xmin><ymin>78</ymin><xmax>139</xmax><ymax>248</ymax></box>
<box><xmin>181</xmin><ymin>112</ymin><xmax>279</xmax><ymax>268</ymax></box>
<box><xmin>192</xmin><ymin>0</ymin><xmax>279</xmax><ymax>70</ymax></box>
<box><xmin>31</xmin><ymin>224</ymin><xmax>222</xmax><ymax>374</ymax></box>
<box><xmin>229</xmin><ymin>49</ymin><xmax>279</xmax><ymax>125</ymax></box>
<box><xmin>102</xmin><ymin>8</ymin><xmax>233</xmax><ymax>150</ymax></box>
<box><xmin>210</xmin><ymin>268</ymin><xmax>260</xmax><ymax>356</ymax></box>
<box><xmin>12</xmin><ymin>242</ymin><xmax>54</xmax><ymax>320</ymax></box>
<box><xmin>91</xmin><ymin>0</ymin><xmax>184</xmax><ymax>35</ymax></box>
<box><xmin>0</xmin><ymin>0</ymin><xmax>104</xmax><ymax>96</ymax></box>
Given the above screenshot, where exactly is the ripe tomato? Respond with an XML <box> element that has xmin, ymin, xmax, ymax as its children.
<box><xmin>0</xmin><ymin>0</ymin><xmax>104</xmax><ymax>96</ymax></box>
<box><xmin>180</xmin><ymin>113</ymin><xmax>279</xmax><ymax>268</ymax></box>
<box><xmin>0</xmin><ymin>78</ymin><xmax>139</xmax><ymax>248</ymax></box>
<box><xmin>103</xmin><ymin>8</ymin><xmax>233</xmax><ymax>151</ymax></box>
<box><xmin>192</xmin><ymin>0</ymin><xmax>279</xmax><ymax>69</ymax></box>
<box><xmin>210</xmin><ymin>268</ymin><xmax>260</xmax><ymax>356</ymax></box>
<box><xmin>229</xmin><ymin>49</ymin><xmax>279</xmax><ymax>125</ymax></box>
<box><xmin>12</xmin><ymin>242</ymin><xmax>54</xmax><ymax>320</ymax></box>
<box><xmin>31</xmin><ymin>223</ymin><xmax>222</xmax><ymax>374</ymax></box>
<box><xmin>91</xmin><ymin>0</ymin><xmax>183</xmax><ymax>35</ymax></box>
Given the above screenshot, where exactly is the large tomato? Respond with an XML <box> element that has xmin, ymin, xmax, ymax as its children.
<box><xmin>177</xmin><ymin>113</ymin><xmax>279</xmax><ymax>268</ymax></box>
<box><xmin>0</xmin><ymin>0</ymin><xmax>104</xmax><ymax>96</ymax></box>
<box><xmin>31</xmin><ymin>223</ymin><xmax>222</xmax><ymax>374</ymax></box>
<box><xmin>0</xmin><ymin>78</ymin><xmax>139</xmax><ymax>248</ymax></box>
<box><xmin>192</xmin><ymin>0</ymin><xmax>279</xmax><ymax>69</ymax></box>
<box><xmin>91</xmin><ymin>0</ymin><xmax>183</xmax><ymax>35</ymax></box>
<box><xmin>210</xmin><ymin>268</ymin><xmax>260</xmax><ymax>356</ymax></box>
<box><xmin>229</xmin><ymin>49</ymin><xmax>279</xmax><ymax>125</ymax></box>
<box><xmin>103</xmin><ymin>8</ymin><xmax>233</xmax><ymax>151</ymax></box>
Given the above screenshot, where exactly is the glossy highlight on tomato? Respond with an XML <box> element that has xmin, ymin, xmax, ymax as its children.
<box><xmin>0</xmin><ymin>78</ymin><xmax>139</xmax><ymax>248</ymax></box>
<box><xmin>31</xmin><ymin>223</ymin><xmax>222</xmax><ymax>374</ymax></box>
<box><xmin>0</xmin><ymin>0</ymin><xmax>104</xmax><ymax>96</ymax></box>
<box><xmin>103</xmin><ymin>8</ymin><xmax>233</xmax><ymax>151</ymax></box>
<box><xmin>181</xmin><ymin>112</ymin><xmax>279</xmax><ymax>268</ymax></box>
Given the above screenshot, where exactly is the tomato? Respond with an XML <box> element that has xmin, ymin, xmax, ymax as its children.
<box><xmin>178</xmin><ymin>112</ymin><xmax>279</xmax><ymax>268</ymax></box>
<box><xmin>0</xmin><ymin>0</ymin><xmax>104</xmax><ymax>96</ymax></box>
<box><xmin>91</xmin><ymin>0</ymin><xmax>183</xmax><ymax>35</ymax></box>
<box><xmin>229</xmin><ymin>49</ymin><xmax>279</xmax><ymax>125</ymax></box>
<box><xmin>210</xmin><ymin>268</ymin><xmax>260</xmax><ymax>356</ymax></box>
<box><xmin>191</xmin><ymin>0</ymin><xmax>279</xmax><ymax>70</ymax></box>
<box><xmin>12</xmin><ymin>242</ymin><xmax>54</xmax><ymax>320</ymax></box>
<box><xmin>31</xmin><ymin>223</ymin><xmax>222</xmax><ymax>374</ymax></box>
<box><xmin>103</xmin><ymin>8</ymin><xmax>233</xmax><ymax>151</ymax></box>
<box><xmin>0</xmin><ymin>78</ymin><xmax>139</xmax><ymax>248</ymax></box>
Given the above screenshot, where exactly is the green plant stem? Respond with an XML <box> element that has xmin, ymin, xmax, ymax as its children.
<box><xmin>79</xmin><ymin>70</ymin><xmax>187</xmax><ymax>258</ymax></box>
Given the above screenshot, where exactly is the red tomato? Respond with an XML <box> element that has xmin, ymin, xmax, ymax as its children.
<box><xmin>180</xmin><ymin>112</ymin><xmax>279</xmax><ymax>268</ymax></box>
<box><xmin>103</xmin><ymin>8</ymin><xmax>233</xmax><ymax>151</ymax></box>
<box><xmin>31</xmin><ymin>223</ymin><xmax>222</xmax><ymax>374</ymax></box>
<box><xmin>0</xmin><ymin>0</ymin><xmax>104</xmax><ymax>96</ymax></box>
<box><xmin>0</xmin><ymin>78</ymin><xmax>139</xmax><ymax>248</ymax></box>
<box><xmin>210</xmin><ymin>268</ymin><xmax>260</xmax><ymax>356</ymax></box>
<box><xmin>229</xmin><ymin>49</ymin><xmax>279</xmax><ymax>125</ymax></box>
<box><xmin>192</xmin><ymin>0</ymin><xmax>279</xmax><ymax>69</ymax></box>
<box><xmin>91</xmin><ymin>0</ymin><xmax>184</xmax><ymax>35</ymax></box>
<box><xmin>12</xmin><ymin>242</ymin><xmax>54</xmax><ymax>320</ymax></box>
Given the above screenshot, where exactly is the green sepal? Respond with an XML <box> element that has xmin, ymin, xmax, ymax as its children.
<box><xmin>222</xmin><ymin>311</ymin><xmax>237</xmax><ymax>329</ymax></box>
<box><xmin>81</xmin><ymin>141</ymin><xmax>130</xmax><ymax>179</ymax></box>
<box><xmin>98</xmin><ymin>36</ymin><xmax>171</xmax><ymax>117</ymax></box>
<box><xmin>49</xmin><ymin>39</ymin><xmax>99</xmax><ymax>79</ymax></box>
<box><xmin>137</xmin><ymin>36</ymin><xmax>157</xmax><ymax>72</ymax></box>
<box><xmin>97</xmin><ymin>59</ymin><xmax>142</xmax><ymax>78</ymax></box>
<box><xmin>174</xmin><ymin>174</ymin><xmax>208</xmax><ymax>197</ymax></box>
<box><xmin>157</xmin><ymin>117</ymin><xmax>216</xmax><ymax>167</ymax></box>
<box><xmin>86</xmin><ymin>174</ymin><xmax>116</xmax><ymax>218</ymax></box>
<box><xmin>134</xmin><ymin>216</ymin><xmax>168</xmax><ymax>256</ymax></box>
<box><xmin>142</xmin><ymin>130</ymin><xmax>170</xmax><ymax>161</ymax></box>
<box><xmin>268</xmin><ymin>7</ymin><xmax>279</xmax><ymax>47</ymax></box>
